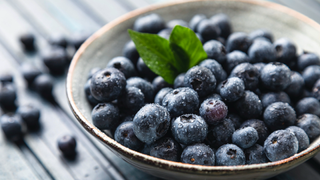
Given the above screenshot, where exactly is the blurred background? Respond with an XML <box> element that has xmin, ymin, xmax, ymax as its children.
<box><xmin>0</xmin><ymin>0</ymin><xmax>320</xmax><ymax>180</ymax></box>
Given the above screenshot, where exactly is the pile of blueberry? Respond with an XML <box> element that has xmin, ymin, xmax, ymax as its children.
<box><xmin>86</xmin><ymin>13</ymin><xmax>320</xmax><ymax>166</ymax></box>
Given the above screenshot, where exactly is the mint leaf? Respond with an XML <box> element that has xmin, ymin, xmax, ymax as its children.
<box><xmin>169</xmin><ymin>43</ymin><xmax>189</xmax><ymax>72</ymax></box>
<box><xmin>128</xmin><ymin>29</ymin><xmax>178</xmax><ymax>84</ymax></box>
<box><xmin>169</xmin><ymin>25</ymin><xmax>207</xmax><ymax>68</ymax></box>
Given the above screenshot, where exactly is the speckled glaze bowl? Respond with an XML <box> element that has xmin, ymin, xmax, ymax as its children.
<box><xmin>67</xmin><ymin>0</ymin><xmax>320</xmax><ymax>179</ymax></box>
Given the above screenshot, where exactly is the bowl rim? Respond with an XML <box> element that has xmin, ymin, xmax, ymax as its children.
<box><xmin>67</xmin><ymin>0</ymin><xmax>320</xmax><ymax>174</ymax></box>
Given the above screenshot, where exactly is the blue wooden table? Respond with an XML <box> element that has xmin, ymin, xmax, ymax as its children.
<box><xmin>0</xmin><ymin>0</ymin><xmax>320</xmax><ymax>179</ymax></box>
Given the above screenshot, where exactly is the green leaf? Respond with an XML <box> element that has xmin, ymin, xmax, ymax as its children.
<box><xmin>128</xmin><ymin>29</ymin><xmax>178</xmax><ymax>84</ymax></box>
<box><xmin>169</xmin><ymin>43</ymin><xmax>189</xmax><ymax>72</ymax></box>
<box><xmin>169</xmin><ymin>25</ymin><xmax>207</xmax><ymax>68</ymax></box>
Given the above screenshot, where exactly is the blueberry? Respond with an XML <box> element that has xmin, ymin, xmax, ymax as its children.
<box><xmin>41</xmin><ymin>47</ymin><xmax>67</xmax><ymax>75</ymax></box>
<box><xmin>139</xmin><ymin>143</ymin><xmax>155</xmax><ymax>155</ymax></box>
<box><xmin>152</xmin><ymin>76</ymin><xmax>172</xmax><ymax>94</ymax></box>
<box><xmin>285</xmin><ymin>71</ymin><xmax>304</xmax><ymax>99</ymax></box>
<box><xmin>114</xmin><ymin>121</ymin><xmax>143</xmax><ymax>151</ymax></box>
<box><xmin>184</xmin><ymin>66</ymin><xmax>216</xmax><ymax>98</ymax></box>
<box><xmin>33</xmin><ymin>74</ymin><xmax>54</xmax><ymax>99</ymax></box>
<box><xmin>136</xmin><ymin>57</ymin><xmax>157</xmax><ymax>80</ymax></box>
<box><xmin>248</xmin><ymin>29</ymin><xmax>273</xmax><ymax>43</ymax></box>
<box><xmin>240</xmin><ymin>119</ymin><xmax>269</xmax><ymax>145</ymax></box>
<box><xmin>126</xmin><ymin>77</ymin><xmax>154</xmax><ymax>103</ymax></box>
<box><xmin>133</xmin><ymin>13</ymin><xmax>165</xmax><ymax>34</ymax></box>
<box><xmin>206</xmin><ymin>118</ymin><xmax>235</xmax><ymax>149</ymax></box>
<box><xmin>230</xmin><ymin>63</ymin><xmax>260</xmax><ymax>91</ymax></box>
<box><xmin>195</xmin><ymin>33</ymin><xmax>205</xmax><ymax>44</ymax></box>
<box><xmin>210</xmin><ymin>13</ymin><xmax>232</xmax><ymax>39</ymax></box>
<box><xmin>196</xmin><ymin>19</ymin><xmax>220</xmax><ymax>42</ymax></box>
<box><xmin>162</xmin><ymin>87</ymin><xmax>199</xmax><ymax>117</ymax></box>
<box><xmin>297</xmin><ymin>53</ymin><xmax>320</xmax><ymax>71</ymax></box>
<box><xmin>199</xmin><ymin>59</ymin><xmax>227</xmax><ymax>83</ymax></box>
<box><xmin>171</xmin><ymin>114</ymin><xmax>208</xmax><ymax>145</ymax></box>
<box><xmin>0</xmin><ymin>114</ymin><xmax>22</xmax><ymax>141</ymax></box>
<box><xmin>189</xmin><ymin>14</ymin><xmax>206</xmax><ymax>32</ymax></box>
<box><xmin>199</xmin><ymin>93</ymin><xmax>222</xmax><ymax>105</ymax></box>
<box><xmin>264</xmin><ymin>130</ymin><xmax>298</xmax><ymax>162</ymax></box>
<box><xmin>274</xmin><ymin>38</ymin><xmax>297</xmax><ymax>65</ymax></box>
<box><xmin>244</xmin><ymin>144</ymin><xmax>268</xmax><ymax>165</ymax></box>
<box><xmin>260</xmin><ymin>91</ymin><xmax>291</xmax><ymax>109</ymax></box>
<box><xmin>226</xmin><ymin>32</ymin><xmax>251</xmax><ymax>53</ymax></box>
<box><xmin>20</xmin><ymin>63</ymin><xmax>42</xmax><ymax>85</ymax></box>
<box><xmin>90</xmin><ymin>68</ymin><xmax>126</xmax><ymax>102</ymax></box>
<box><xmin>133</xmin><ymin>104</ymin><xmax>170</xmax><ymax>144</ymax></box>
<box><xmin>57</xmin><ymin>135</ymin><xmax>77</xmax><ymax>157</ymax></box>
<box><xmin>286</xmin><ymin>126</ymin><xmax>309</xmax><ymax>152</ymax></box>
<box><xmin>312</xmin><ymin>79</ymin><xmax>320</xmax><ymax>101</ymax></box>
<box><xmin>215</xmin><ymin>144</ymin><xmax>245</xmax><ymax>166</ymax></box>
<box><xmin>122</xmin><ymin>40</ymin><xmax>139</xmax><ymax>65</ymax></box>
<box><xmin>107</xmin><ymin>56</ymin><xmax>136</xmax><ymax>79</ymax></box>
<box><xmin>0</xmin><ymin>83</ymin><xmax>17</xmax><ymax>110</ymax></box>
<box><xmin>117</xmin><ymin>87</ymin><xmax>145</xmax><ymax>114</ymax></box>
<box><xmin>295</xmin><ymin>97</ymin><xmax>320</xmax><ymax>117</ymax></box>
<box><xmin>87</xmin><ymin>67</ymin><xmax>102</xmax><ymax>80</ymax></box>
<box><xmin>226</xmin><ymin>113</ymin><xmax>242</xmax><ymax>129</ymax></box>
<box><xmin>263</xmin><ymin>102</ymin><xmax>295</xmax><ymax>131</ymax></box>
<box><xmin>217</xmin><ymin>37</ymin><xmax>226</xmax><ymax>46</ymax></box>
<box><xmin>48</xmin><ymin>34</ymin><xmax>68</xmax><ymax>49</ymax></box>
<box><xmin>173</xmin><ymin>73</ymin><xmax>186</xmax><ymax>89</ymax></box>
<box><xmin>84</xmin><ymin>79</ymin><xmax>100</xmax><ymax>106</ymax></box>
<box><xmin>157</xmin><ymin>28</ymin><xmax>172</xmax><ymax>39</ymax></box>
<box><xmin>150</xmin><ymin>137</ymin><xmax>181</xmax><ymax>162</ymax></box>
<box><xmin>181</xmin><ymin>143</ymin><xmax>215</xmax><ymax>165</ymax></box>
<box><xmin>68</xmin><ymin>32</ymin><xmax>90</xmax><ymax>50</ymax></box>
<box><xmin>232</xmin><ymin>127</ymin><xmax>258</xmax><ymax>149</ymax></box>
<box><xmin>248</xmin><ymin>40</ymin><xmax>277</xmax><ymax>63</ymax></box>
<box><xmin>16</xmin><ymin>104</ymin><xmax>40</xmax><ymax>129</ymax></box>
<box><xmin>219</xmin><ymin>77</ymin><xmax>245</xmax><ymax>102</ymax></box>
<box><xmin>166</xmin><ymin>19</ymin><xmax>188</xmax><ymax>29</ymax></box>
<box><xmin>302</xmin><ymin>65</ymin><xmax>320</xmax><ymax>89</ymax></box>
<box><xmin>203</xmin><ymin>40</ymin><xmax>227</xmax><ymax>64</ymax></box>
<box><xmin>234</xmin><ymin>91</ymin><xmax>262</xmax><ymax>119</ymax></box>
<box><xmin>154</xmin><ymin>87</ymin><xmax>173</xmax><ymax>105</ymax></box>
<box><xmin>0</xmin><ymin>73</ymin><xmax>13</xmax><ymax>84</ymax></box>
<box><xmin>260</xmin><ymin>62</ymin><xmax>291</xmax><ymax>91</ymax></box>
<box><xmin>92</xmin><ymin>103</ymin><xmax>120</xmax><ymax>130</ymax></box>
<box><xmin>199</xmin><ymin>99</ymin><xmax>228</xmax><ymax>125</ymax></box>
<box><xmin>296</xmin><ymin>114</ymin><xmax>320</xmax><ymax>140</ymax></box>
<box><xmin>224</xmin><ymin>50</ymin><xmax>250</xmax><ymax>73</ymax></box>
<box><xmin>19</xmin><ymin>33</ymin><xmax>36</xmax><ymax>51</ymax></box>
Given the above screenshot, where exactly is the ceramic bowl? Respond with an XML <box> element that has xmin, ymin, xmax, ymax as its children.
<box><xmin>67</xmin><ymin>0</ymin><xmax>320</xmax><ymax>179</ymax></box>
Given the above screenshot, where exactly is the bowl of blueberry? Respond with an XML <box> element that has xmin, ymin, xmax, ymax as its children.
<box><xmin>66</xmin><ymin>0</ymin><xmax>320</xmax><ymax>179</ymax></box>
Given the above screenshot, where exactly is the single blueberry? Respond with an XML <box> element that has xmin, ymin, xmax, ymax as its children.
<box><xmin>240</xmin><ymin>119</ymin><xmax>269</xmax><ymax>145</ymax></box>
<box><xmin>286</xmin><ymin>126</ymin><xmax>309</xmax><ymax>152</ymax></box>
<box><xmin>0</xmin><ymin>83</ymin><xmax>17</xmax><ymax>110</ymax></box>
<box><xmin>296</xmin><ymin>114</ymin><xmax>320</xmax><ymax>140</ymax></box>
<box><xmin>295</xmin><ymin>97</ymin><xmax>320</xmax><ymax>117</ymax></box>
<box><xmin>297</xmin><ymin>53</ymin><xmax>320</xmax><ymax>71</ymax></box>
<box><xmin>248</xmin><ymin>29</ymin><xmax>273</xmax><ymax>43</ymax></box>
<box><xmin>199</xmin><ymin>59</ymin><xmax>227</xmax><ymax>83</ymax></box>
<box><xmin>126</xmin><ymin>77</ymin><xmax>154</xmax><ymax>103</ymax></box>
<box><xmin>274</xmin><ymin>38</ymin><xmax>297</xmax><ymax>65</ymax></box>
<box><xmin>234</xmin><ymin>91</ymin><xmax>262</xmax><ymax>119</ymax></box>
<box><xmin>302</xmin><ymin>65</ymin><xmax>320</xmax><ymax>89</ymax></box>
<box><xmin>16</xmin><ymin>104</ymin><xmax>40</xmax><ymax>129</ymax></box>
<box><xmin>230</xmin><ymin>63</ymin><xmax>260</xmax><ymax>90</ymax></box>
<box><xmin>33</xmin><ymin>74</ymin><xmax>54</xmax><ymax>99</ymax></box>
<box><xmin>139</xmin><ymin>143</ymin><xmax>155</xmax><ymax>155</ymax></box>
<box><xmin>0</xmin><ymin>73</ymin><xmax>13</xmax><ymax>84</ymax></box>
<box><xmin>232</xmin><ymin>127</ymin><xmax>258</xmax><ymax>149</ymax></box>
<box><xmin>107</xmin><ymin>56</ymin><xmax>137</xmax><ymax>79</ymax></box>
<box><xmin>157</xmin><ymin>28</ymin><xmax>172</xmax><ymax>39</ymax></box>
<box><xmin>219</xmin><ymin>77</ymin><xmax>245</xmax><ymax>102</ymax></box>
<box><xmin>92</xmin><ymin>103</ymin><xmax>120</xmax><ymax>130</ymax></box>
<box><xmin>114</xmin><ymin>121</ymin><xmax>143</xmax><ymax>151</ymax></box>
<box><xmin>224</xmin><ymin>50</ymin><xmax>250</xmax><ymax>73</ymax></box>
<box><xmin>133</xmin><ymin>104</ymin><xmax>170</xmax><ymax>144</ymax></box>
<box><xmin>57</xmin><ymin>135</ymin><xmax>77</xmax><ymax>157</ymax></box>
<box><xmin>41</xmin><ymin>47</ymin><xmax>67</xmax><ymax>75</ymax></box>
<box><xmin>285</xmin><ymin>71</ymin><xmax>304</xmax><ymax>99</ymax></box>
<box><xmin>248</xmin><ymin>40</ymin><xmax>277</xmax><ymax>63</ymax></box>
<box><xmin>196</xmin><ymin>19</ymin><xmax>220</xmax><ymax>42</ymax></box>
<box><xmin>154</xmin><ymin>87</ymin><xmax>173</xmax><ymax>105</ymax></box>
<box><xmin>215</xmin><ymin>144</ymin><xmax>245</xmax><ymax>166</ymax></box>
<box><xmin>244</xmin><ymin>144</ymin><xmax>269</xmax><ymax>165</ymax></box>
<box><xmin>117</xmin><ymin>87</ymin><xmax>145</xmax><ymax>114</ymax></box>
<box><xmin>84</xmin><ymin>79</ymin><xmax>100</xmax><ymax>106</ymax></box>
<box><xmin>210</xmin><ymin>13</ymin><xmax>232</xmax><ymax>39</ymax></box>
<box><xmin>20</xmin><ymin>63</ymin><xmax>42</xmax><ymax>85</ymax></box>
<box><xmin>189</xmin><ymin>14</ymin><xmax>206</xmax><ymax>32</ymax></box>
<box><xmin>181</xmin><ymin>143</ymin><xmax>215</xmax><ymax>165</ymax></box>
<box><xmin>152</xmin><ymin>76</ymin><xmax>172</xmax><ymax>94</ymax></box>
<box><xmin>87</xmin><ymin>67</ymin><xmax>101</xmax><ymax>80</ymax></box>
<box><xmin>162</xmin><ymin>87</ymin><xmax>199</xmax><ymax>117</ymax></box>
<box><xmin>150</xmin><ymin>137</ymin><xmax>182</xmax><ymax>162</ymax></box>
<box><xmin>171</xmin><ymin>114</ymin><xmax>208</xmax><ymax>145</ymax></box>
<box><xmin>122</xmin><ymin>40</ymin><xmax>139</xmax><ymax>65</ymax></box>
<box><xmin>19</xmin><ymin>33</ymin><xmax>36</xmax><ymax>51</ymax></box>
<box><xmin>90</xmin><ymin>68</ymin><xmax>126</xmax><ymax>102</ymax></box>
<box><xmin>166</xmin><ymin>19</ymin><xmax>188</xmax><ymax>29</ymax></box>
<box><xmin>199</xmin><ymin>99</ymin><xmax>228</xmax><ymax>125</ymax></box>
<box><xmin>173</xmin><ymin>73</ymin><xmax>186</xmax><ymax>89</ymax></box>
<box><xmin>48</xmin><ymin>34</ymin><xmax>68</xmax><ymax>48</ymax></box>
<box><xmin>260</xmin><ymin>62</ymin><xmax>291</xmax><ymax>91</ymax></box>
<box><xmin>0</xmin><ymin>114</ymin><xmax>22</xmax><ymax>141</ymax></box>
<box><xmin>203</xmin><ymin>40</ymin><xmax>227</xmax><ymax>64</ymax></box>
<box><xmin>133</xmin><ymin>13</ymin><xmax>165</xmax><ymax>34</ymax></box>
<box><xmin>136</xmin><ymin>57</ymin><xmax>157</xmax><ymax>80</ymax></box>
<box><xmin>206</xmin><ymin>118</ymin><xmax>235</xmax><ymax>149</ymax></box>
<box><xmin>260</xmin><ymin>91</ymin><xmax>291</xmax><ymax>109</ymax></box>
<box><xmin>226</xmin><ymin>32</ymin><xmax>251</xmax><ymax>53</ymax></box>
<box><xmin>264</xmin><ymin>130</ymin><xmax>298</xmax><ymax>162</ymax></box>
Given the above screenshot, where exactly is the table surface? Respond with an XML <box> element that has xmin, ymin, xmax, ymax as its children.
<box><xmin>0</xmin><ymin>0</ymin><xmax>320</xmax><ymax>180</ymax></box>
